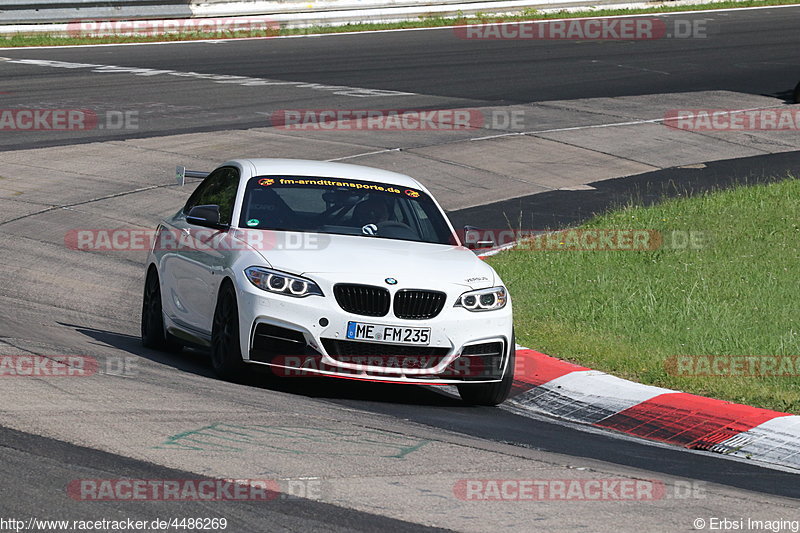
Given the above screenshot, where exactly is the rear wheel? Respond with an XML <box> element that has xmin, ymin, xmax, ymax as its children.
<box><xmin>211</xmin><ymin>282</ymin><xmax>246</xmax><ymax>381</ymax></box>
<box><xmin>141</xmin><ymin>268</ymin><xmax>181</xmax><ymax>351</ymax></box>
<box><xmin>457</xmin><ymin>332</ymin><xmax>515</xmax><ymax>406</ymax></box>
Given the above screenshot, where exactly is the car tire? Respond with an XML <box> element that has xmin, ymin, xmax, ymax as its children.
<box><xmin>457</xmin><ymin>332</ymin><xmax>515</xmax><ymax>406</ymax></box>
<box><xmin>141</xmin><ymin>267</ymin><xmax>181</xmax><ymax>352</ymax></box>
<box><xmin>211</xmin><ymin>281</ymin><xmax>246</xmax><ymax>381</ymax></box>
<box><xmin>795</xmin><ymin>81</ymin><xmax>800</xmax><ymax>104</ymax></box>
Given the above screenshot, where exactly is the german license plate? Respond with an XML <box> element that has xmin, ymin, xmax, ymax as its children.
<box><xmin>346</xmin><ymin>321</ymin><xmax>430</xmax><ymax>345</ymax></box>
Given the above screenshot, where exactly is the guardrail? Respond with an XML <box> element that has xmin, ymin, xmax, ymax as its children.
<box><xmin>1</xmin><ymin>0</ymin><xmax>192</xmax><ymax>24</ymax></box>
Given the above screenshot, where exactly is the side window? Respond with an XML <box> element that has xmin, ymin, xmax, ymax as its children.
<box><xmin>183</xmin><ymin>167</ymin><xmax>240</xmax><ymax>225</ymax></box>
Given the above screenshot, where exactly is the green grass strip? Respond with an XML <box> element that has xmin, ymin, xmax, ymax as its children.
<box><xmin>487</xmin><ymin>177</ymin><xmax>800</xmax><ymax>414</ymax></box>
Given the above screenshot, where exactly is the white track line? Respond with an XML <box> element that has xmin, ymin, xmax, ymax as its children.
<box><xmin>0</xmin><ymin>57</ymin><xmax>416</xmax><ymax>98</ymax></box>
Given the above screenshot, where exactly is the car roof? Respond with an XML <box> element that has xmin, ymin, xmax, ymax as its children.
<box><xmin>235</xmin><ymin>158</ymin><xmax>425</xmax><ymax>190</ymax></box>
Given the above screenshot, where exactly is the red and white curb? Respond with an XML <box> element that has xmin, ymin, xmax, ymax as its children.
<box><xmin>507</xmin><ymin>347</ymin><xmax>800</xmax><ymax>471</ymax></box>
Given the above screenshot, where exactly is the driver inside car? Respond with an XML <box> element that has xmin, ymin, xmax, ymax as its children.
<box><xmin>352</xmin><ymin>197</ymin><xmax>390</xmax><ymax>226</ymax></box>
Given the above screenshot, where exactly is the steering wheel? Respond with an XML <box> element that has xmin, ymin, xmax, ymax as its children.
<box><xmin>377</xmin><ymin>220</ymin><xmax>413</xmax><ymax>231</ymax></box>
<box><xmin>374</xmin><ymin>220</ymin><xmax>418</xmax><ymax>240</ymax></box>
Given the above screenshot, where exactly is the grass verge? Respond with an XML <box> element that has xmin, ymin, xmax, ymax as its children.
<box><xmin>1</xmin><ymin>0</ymin><xmax>799</xmax><ymax>47</ymax></box>
<box><xmin>487</xmin><ymin>177</ymin><xmax>800</xmax><ymax>413</ymax></box>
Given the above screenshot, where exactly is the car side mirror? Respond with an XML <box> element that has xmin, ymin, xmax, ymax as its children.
<box><xmin>462</xmin><ymin>225</ymin><xmax>495</xmax><ymax>250</ymax></box>
<box><xmin>186</xmin><ymin>205</ymin><xmax>228</xmax><ymax>230</ymax></box>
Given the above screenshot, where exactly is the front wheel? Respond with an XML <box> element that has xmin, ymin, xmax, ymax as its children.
<box><xmin>457</xmin><ymin>333</ymin><xmax>515</xmax><ymax>406</ymax></box>
<box><xmin>211</xmin><ymin>282</ymin><xmax>246</xmax><ymax>381</ymax></box>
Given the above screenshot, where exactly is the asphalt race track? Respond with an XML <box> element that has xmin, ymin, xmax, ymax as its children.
<box><xmin>0</xmin><ymin>6</ymin><xmax>799</xmax><ymax>532</ymax></box>
<box><xmin>0</xmin><ymin>8</ymin><xmax>799</xmax><ymax>149</ymax></box>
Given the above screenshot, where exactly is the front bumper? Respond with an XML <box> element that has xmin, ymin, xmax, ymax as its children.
<box><xmin>236</xmin><ymin>276</ymin><xmax>513</xmax><ymax>384</ymax></box>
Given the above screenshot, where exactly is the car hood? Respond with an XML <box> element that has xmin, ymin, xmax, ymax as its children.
<box><xmin>239</xmin><ymin>230</ymin><xmax>498</xmax><ymax>290</ymax></box>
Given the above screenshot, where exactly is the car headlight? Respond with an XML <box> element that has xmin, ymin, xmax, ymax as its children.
<box><xmin>244</xmin><ymin>267</ymin><xmax>323</xmax><ymax>298</ymax></box>
<box><xmin>454</xmin><ymin>286</ymin><xmax>507</xmax><ymax>312</ymax></box>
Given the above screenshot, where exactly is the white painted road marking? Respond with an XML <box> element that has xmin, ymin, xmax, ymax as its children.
<box><xmin>0</xmin><ymin>58</ymin><xmax>416</xmax><ymax>98</ymax></box>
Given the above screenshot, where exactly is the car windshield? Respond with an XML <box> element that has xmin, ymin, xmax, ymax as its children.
<box><xmin>238</xmin><ymin>176</ymin><xmax>456</xmax><ymax>245</ymax></box>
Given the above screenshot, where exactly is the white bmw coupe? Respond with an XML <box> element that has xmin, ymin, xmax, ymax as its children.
<box><xmin>141</xmin><ymin>159</ymin><xmax>515</xmax><ymax>405</ymax></box>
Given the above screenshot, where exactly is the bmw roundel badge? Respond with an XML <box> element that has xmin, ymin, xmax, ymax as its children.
<box><xmin>385</xmin><ymin>278</ymin><xmax>398</xmax><ymax>285</ymax></box>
